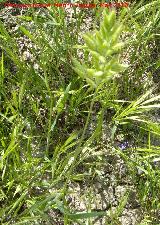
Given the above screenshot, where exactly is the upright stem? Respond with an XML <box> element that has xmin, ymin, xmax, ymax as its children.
<box><xmin>63</xmin><ymin>89</ymin><xmax>98</xmax><ymax>191</ymax></box>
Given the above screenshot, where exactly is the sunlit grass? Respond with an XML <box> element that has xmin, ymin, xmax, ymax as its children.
<box><xmin>0</xmin><ymin>0</ymin><xmax>160</xmax><ymax>224</ymax></box>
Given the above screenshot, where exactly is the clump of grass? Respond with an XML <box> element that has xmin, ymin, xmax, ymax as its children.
<box><xmin>0</xmin><ymin>1</ymin><xmax>160</xmax><ymax>224</ymax></box>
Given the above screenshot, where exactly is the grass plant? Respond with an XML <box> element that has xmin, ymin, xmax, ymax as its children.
<box><xmin>0</xmin><ymin>0</ymin><xmax>160</xmax><ymax>224</ymax></box>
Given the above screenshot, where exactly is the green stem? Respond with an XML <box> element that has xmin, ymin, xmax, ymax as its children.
<box><xmin>62</xmin><ymin>88</ymin><xmax>98</xmax><ymax>205</ymax></box>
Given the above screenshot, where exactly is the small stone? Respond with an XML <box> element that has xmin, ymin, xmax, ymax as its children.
<box><xmin>22</xmin><ymin>51</ymin><xmax>31</xmax><ymax>61</ymax></box>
